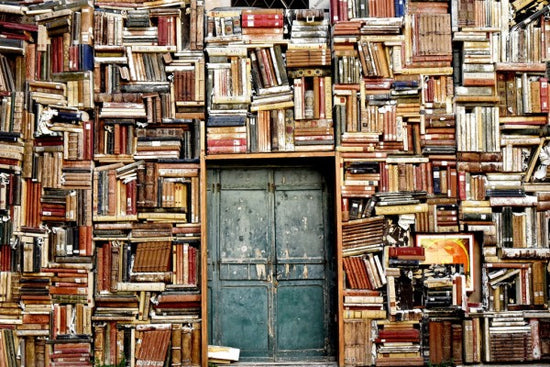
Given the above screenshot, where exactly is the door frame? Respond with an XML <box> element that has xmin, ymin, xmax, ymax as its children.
<box><xmin>204</xmin><ymin>157</ymin><xmax>337</xmax><ymax>363</ymax></box>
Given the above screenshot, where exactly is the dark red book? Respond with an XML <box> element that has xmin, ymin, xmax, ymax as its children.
<box><xmin>242</xmin><ymin>13</ymin><xmax>283</xmax><ymax>21</ymax></box>
<box><xmin>377</xmin><ymin>328</ymin><xmax>420</xmax><ymax>342</ymax></box>
<box><xmin>188</xmin><ymin>245</ymin><xmax>197</xmax><ymax>285</ymax></box>
<box><xmin>388</xmin><ymin>246</ymin><xmax>425</xmax><ymax>260</ymax></box>
<box><xmin>156</xmin><ymin>293</ymin><xmax>200</xmax><ymax>304</ymax></box>
<box><xmin>241</xmin><ymin>18</ymin><xmax>283</xmax><ymax>28</ymax></box>
<box><xmin>158</xmin><ymin>16</ymin><xmax>167</xmax><ymax>45</ymax></box>
<box><xmin>0</xmin><ymin>21</ymin><xmax>38</xmax><ymax>32</ymax></box>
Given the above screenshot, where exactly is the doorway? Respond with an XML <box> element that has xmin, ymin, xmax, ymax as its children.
<box><xmin>207</xmin><ymin>162</ymin><xmax>336</xmax><ymax>362</ymax></box>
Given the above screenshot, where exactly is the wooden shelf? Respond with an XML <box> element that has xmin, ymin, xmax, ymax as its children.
<box><xmin>204</xmin><ymin>151</ymin><xmax>336</xmax><ymax>160</ymax></box>
<box><xmin>495</xmin><ymin>62</ymin><xmax>547</xmax><ymax>72</ymax></box>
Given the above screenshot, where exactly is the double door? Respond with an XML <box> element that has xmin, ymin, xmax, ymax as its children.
<box><xmin>207</xmin><ymin>165</ymin><xmax>335</xmax><ymax>361</ymax></box>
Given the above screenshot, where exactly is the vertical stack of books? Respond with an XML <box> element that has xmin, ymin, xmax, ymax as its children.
<box><xmin>483</xmin><ymin>312</ymin><xmax>535</xmax><ymax>362</ymax></box>
<box><xmin>374</xmin><ymin>321</ymin><xmax>423</xmax><ymax>366</ymax></box>
<box><xmin>205</xmin><ymin>10</ymin><xmax>250</xmax><ymax>154</ymax></box>
<box><xmin>5</xmin><ymin>1</ymin><xmax>97</xmax><ymax>364</ymax></box>
<box><xmin>0</xmin><ymin>6</ymin><xmax>26</xmax><ymax>360</ymax></box>
<box><xmin>287</xmin><ymin>10</ymin><xmax>333</xmax><ymax>151</ymax></box>
<box><xmin>248</xmin><ymin>37</ymin><xmax>293</xmax><ymax>151</ymax></box>
<box><xmin>92</xmin><ymin>0</ymin><xmax>204</xmax><ymax>366</ymax></box>
<box><xmin>422</xmin><ymin>313</ymin><xmax>466</xmax><ymax>367</ymax></box>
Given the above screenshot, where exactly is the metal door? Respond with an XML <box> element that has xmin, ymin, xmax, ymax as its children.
<box><xmin>207</xmin><ymin>165</ymin><xmax>335</xmax><ymax>361</ymax></box>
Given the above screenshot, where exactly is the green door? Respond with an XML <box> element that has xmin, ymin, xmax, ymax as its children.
<box><xmin>207</xmin><ymin>164</ymin><xmax>335</xmax><ymax>362</ymax></box>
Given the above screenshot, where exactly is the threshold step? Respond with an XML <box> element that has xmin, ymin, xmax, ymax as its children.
<box><xmin>226</xmin><ymin>363</ymin><xmax>338</xmax><ymax>367</ymax></box>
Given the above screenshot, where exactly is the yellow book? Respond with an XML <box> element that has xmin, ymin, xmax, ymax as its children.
<box><xmin>375</xmin><ymin>202</ymin><xmax>428</xmax><ymax>215</ymax></box>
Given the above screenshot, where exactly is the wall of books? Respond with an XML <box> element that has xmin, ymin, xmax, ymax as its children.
<box><xmin>0</xmin><ymin>0</ymin><xmax>206</xmax><ymax>365</ymax></box>
<box><xmin>0</xmin><ymin>0</ymin><xmax>549</xmax><ymax>365</ymax></box>
<box><xmin>332</xmin><ymin>0</ymin><xmax>550</xmax><ymax>365</ymax></box>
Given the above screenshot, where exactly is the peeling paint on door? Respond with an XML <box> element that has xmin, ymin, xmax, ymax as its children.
<box><xmin>255</xmin><ymin>248</ymin><xmax>266</xmax><ymax>279</ymax></box>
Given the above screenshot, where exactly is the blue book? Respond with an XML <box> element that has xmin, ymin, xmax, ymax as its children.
<box><xmin>80</xmin><ymin>44</ymin><xmax>94</xmax><ymax>71</ymax></box>
<box><xmin>207</xmin><ymin>115</ymin><xmax>247</xmax><ymax>127</ymax></box>
<box><xmin>394</xmin><ymin>0</ymin><xmax>405</xmax><ymax>17</ymax></box>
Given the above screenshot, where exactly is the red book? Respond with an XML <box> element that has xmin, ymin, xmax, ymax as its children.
<box><xmin>242</xmin><ymin>19</ymin><xmax>283</xmax><ymax>28</ymax></box>
<box><xmin>158</xmin><ymin>16</ymin><xmax>167</xmax><ymax>45</ymax></box>
<box><xmin>23</xmin><ymin>313</ymin><xmax>50</xmax><ymax>324</ymax></box>
<box><xmin>1</xmin><ymin>245</ymin><xmax>11</xmax><ymax>271</ymax></box>
<box><xmin>126</xmin><ymin>179</ymin><xmax>136</xmax><ymax>215</ymax></box>
<box><xmin>51</xmin><ymin>343</ymin><xmax>91</xmax><ymax>352</ymax></box>
<box><xmin>207</xmin><ymin>145</ymin><xmax>248</xmax><ymax>154</ymax></box>
<box><xmin>344</xmin><ymin>289</ymin><xmax>380</xmax><ymax>296</ymax></box>
<box><xmin>109</xmin><ymin>321</ymin><xmax>117</xmax><ymax>363</ymax></box>
<box><xmin>102</xmin><ymin>242</ymin><xmax>111</xmax><ymax>292</ymax></box>
<box><xmin>156</xmin><ymin>293</ymin><xmax>200</xmax><ymax>304</ymax></box>
<box><xmin>378</xmin><ymin>328</ymin><xmax>420</xmax><ymax>341</ymax></box>
<box><xmin>540</xmin><ymin>77</ymin><xmax>549</xmax><ymax>112</ymax></box>
<box><xmin>175</xmin><ymin>243</ymin><xmax>182</xmax><ymax>284</ymax></box>
<box><xmin>49</xmin><ymin>353</ymin><xmax>90</xmax><ymax>360</ymax></box>
<box><xmin>57</xmin><ymin>36</ymin><xmax>64</xmax><ymax>73</ymax></box>
<box><xmin>242</xmin><ymin>13</ymin><xmax>283</xmax><ymax>21</ymax></box>
<box><xmin>341</xmin><ymin>197</ymin><xmax>349</xmax><ymax>221</ymax></box>
<box><xmin>155</xmin><ymin>301</ymin><xmax>200</xmax><ymax>309</ymax></box>
<box><xmin>188</xmin><ymin>245</ymin><xmax>197</xmax><ymax>285</ymax></box>
<box><xmin>52</xmin><ymin>305</ymin><xmax>59</xmax><ymax>338</ymax></box>
<box><xmin>258</xmin><ymin>48</ymin><xmax>274</xmax><ymax>88</ymax></box>
<box><xmin>83</xmin><ymin>225</ymin><xmax>93</xmax><ymax>257</ymax></box>
<box><xmin>330</xmin><ymin>0</ymin><xmax>339</xmax><ymax>23</ymax></box>
<box><xmin>453</xmin><ymin>274</ymin><xmax>463</xmax><ymax>307</ymax></box>
<box><xmin>449</xmin><ymin>168</ymin><xmax>458</xmax><ymax>198</ymax></box>
<box><xmin>35</xmin><ymin>137</ymin><xmax>63</xmax><ymax>146</ymax></box>
<box><xmin>388</xmin><ymin>246</ymin><xmax>425</xmax><ymax>257</ymax></box>
<box><xmin>48</xmin><ymin>361</ymin><xmax>92</xmax><ymax>366</ymax></box>
<box><xmin>458</xmin><ymin>171</ymin><xmax>467</xmax><ymax>200</ymax></box>
<box><xmin>319</xmin><ymin>77</ymin><xmax>326</xmax><ymax>119</ymax></box>
<box><xmin>206</xmin><ymin>138</ymin><xmax>247</xmax><ymax>147</ymax></box>
<box><xmin>342</xmin><ymin>258</ymin><xmax>356</xmax><ymax>288</ymax></box>
<box><xmin>380</xmin><ymin>162</ymin><xmax>389</xmax><ymax>192</ymax></box>
<box><xmin>0</xmin><ymin>158</ymin><xmax>20</xmax><ymax>167</ymax></box>
<box><xmin>36</xmin><ymin>48</ymin><xmax>42</xmax><ymax>80</ymax></box>
<box><xmin>113</xmin><ymin>124</ymin><xmax>121</xmax><ymax>155</ymax></box>
<box><xmin>49</xmin><ymin>286</ymin><xmax>88</xmax><ymax>295</ymax></box>
<box><xmin>51</xmin><ymin>36</ymin><xmax>58</xmax><ymax>73</ymax></box>
<box><xmin>40</xmin><ymin>209</ymin><xmax>65</xmax><ymax>216</ymax></box>
<box><xmin>0</xmin><ymin>32</ymin><xmax>29</xmax><ymax>41</ymax></box>
<box><xmin>0</xmin><ymin>21</ymin><xmax>39</xmax><ymax>32</ymax></box>
<box><xmin>107</xmin><ymin>169</ymin><xmax>116</xmax><ymax>216</ymax></box>
<box><xmin>120</xmin><ymin>124</ymin><xmax>128</xmax><ymax>155</ymax></box>
<box><xmin>426</xmin><ymin>162</ymin><xmax>434</xmax><ymax>194</ymax></box>
<box><xmin>339</xmin><ymin>0</ymin><xmax>348</xmax><ymax>21</ymax></box>
<box><xmin>60</xmin><ymin>304</ymin><xmax>67</xmax><ymax>334</ymax></box>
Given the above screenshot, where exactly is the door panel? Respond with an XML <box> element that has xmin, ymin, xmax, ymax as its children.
<box><xmin>219</xmin><ymin>188</ymin><xmax>270</xmax><ymax>281</ymax></box>
<box><xmin>275</xmin><ymin>189</ymin><xmax>326</xmax><ymax>281</ymax></box>
<box><xmin>208</xmin><ymin>165</ymin><xmax>335</xmax><ymax>361</ymax></box>
<box><xmin>277</xmin><ymin>283</ymin><xmax>326</xmax><ymax>352</ymax></box>
<box><xmin>219</xmin><ymin>285</ymin><xmax>270</xmax><ymax>355</ymax></box>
